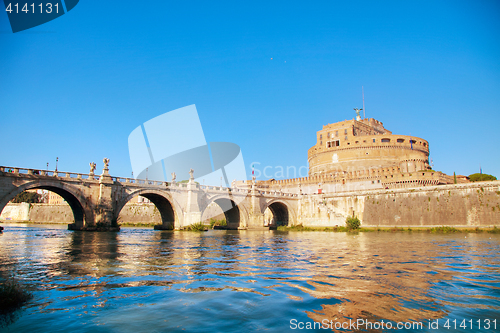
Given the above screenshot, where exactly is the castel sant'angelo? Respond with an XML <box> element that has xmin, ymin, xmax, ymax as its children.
<box><xmin>258</xmin><ymin>110</ymin><xmax>467</xmax><ymax>194</ymax></box>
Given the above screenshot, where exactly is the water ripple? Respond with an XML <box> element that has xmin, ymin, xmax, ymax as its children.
<box><xmin>0</xmin><ymin>225</ymin><xmax>499</xmax><ymax>332</ymax></box>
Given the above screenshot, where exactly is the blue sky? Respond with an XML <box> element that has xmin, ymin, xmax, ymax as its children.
<box><xmin>1</xmin><ymin>0</ymin><xmax>499</xmax><ymax>180</ymax></box>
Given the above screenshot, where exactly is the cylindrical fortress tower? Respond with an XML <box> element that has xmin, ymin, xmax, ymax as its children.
<box><xmin>308</xmin><ymin>118</ymin><xmax>431</xmax><ymax>176</ymax></box>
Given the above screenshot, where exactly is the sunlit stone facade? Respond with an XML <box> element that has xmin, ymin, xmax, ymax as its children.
<box><xmin>308</xmin><ymin>117</ymin><xmax>431</xmax><ymax>177</ymax></box>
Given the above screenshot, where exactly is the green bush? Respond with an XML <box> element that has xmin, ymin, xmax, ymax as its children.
<box><xmin>186</xmin><ymin>222</ymin><xmax>207</xmax><ymax>231</ymax></box>
<box><xmin>209</xmin><ymin>219</ymin><xmax>227</xmax><ymax>228</ymax></box>
<box><xmin>468</xmin><ymin>173</ymin><xmax>497</xmax><ymax>182</ymax></box>
<box><xmin>345</xmin><ymin>216</ymin><xmax>361</xmax><ymax>230</ymax></box>
<box><xmin>429</xmin><ymin>226</ymin><xmax>459</xmax><ymax>233</ymax></box>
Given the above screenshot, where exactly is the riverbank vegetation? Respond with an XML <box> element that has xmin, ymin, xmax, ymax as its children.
<box><xmin>276</xmin><ymin>225</ymin><xmax>500</xmax><ymax>234</ymax></box>
<box><xmin>345</xmin><ymin>216</ymin><xmax>361</xmax><ymax>230</ymax></box>
<box><xmin>184</xmin><ymin>222</ymin><xmax>208</xmax><ymax>231</ymax></box>
<box><xmin>0</xmin><ymin>278</ymin><xmax>32</xmax><ymax>327</ymax></box>
<box><xmin>209</xmin><ymin>219</ymin><xmax>227</xmax><ymax>229</ymax></box>
<box><xmin>119</xmin><ymin>222</ymin><xmax>162</xmax><ymax>227</ymax></box>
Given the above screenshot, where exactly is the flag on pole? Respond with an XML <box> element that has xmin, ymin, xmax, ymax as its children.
<box><xmin>410</xmin><ymin>138</ymin><xmax>413</xmax><ymax>150</ymax></box>
<box><xmin>252</xmin><ymin>163</ymin><xmax>254</xmax><ymax>176</ymax></box>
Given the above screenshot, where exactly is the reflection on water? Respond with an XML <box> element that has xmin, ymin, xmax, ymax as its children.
<box><xmin>0</xmin><ymin>224</ymin><xmax>499</xmax><ymax>332</ymax></box>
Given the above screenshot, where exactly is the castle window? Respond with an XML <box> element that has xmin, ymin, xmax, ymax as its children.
<box><xmin>381</xmin><ymin>138</ymin><xmax>390</xmax><ymax>143</ymax></box>
<box><xmin>344</xmin><ymin>129</ymin><xmax>347</xmax><ymax>135</ymax></box>
<box><xmin>423</xmin><ymin>143</ymin><xmax>427</xmax><ymax>147</ymax></box>
<box><xmin>373</xmin><ymin>139</ymin><xmax>376</xmax><ymax>143</ymax></box>
<box><xmin>327</xmin><ymin>133</ymin><xmax>330</xmax><ymax>138</ymax></box>
<box><xmin>397</xmin><ymin>138</ymin><xmax>405</xmax><ymax>143</ymax></box>
<box><xmin>333</xmin><ymin>140</ymin><xmax>340</xmax><ymax>147</ymax></box>
<box><xmin>335</xmin><ymin>131</ymin><xmax>338</xmax><ymax>136</ymax></box>
<box><xmin>345</xmin><ymin>136</ymin><xmax>348</xmax><ymax>141</ymax></box>
<box><xmin>320</xmin><ymin>134</ymin><xmax>322</xmax><ymax>140</ymax></box>
<box><xmin>320</xmin><ymin>140</ymin><xmax>322</xmax><ymax>145</ymax></box>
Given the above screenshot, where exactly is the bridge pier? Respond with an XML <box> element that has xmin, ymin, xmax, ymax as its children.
<box><xmin>68</xmin><ymin>165</ymin><xmax>120</xmax><ymax>231</ymax></box>
<box><xmin>182</xmin><ymin>178</ymin><xmax>202</xmax><ymax>229</ymax></box>
<box><xmin>247</xmin><ymin>179</ymin><xmax>266</xmax><ymax>229</ymax></box>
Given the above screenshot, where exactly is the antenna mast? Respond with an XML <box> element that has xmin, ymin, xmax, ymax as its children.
<box><xmin>362</xmin><ymin>86</ymin><xmax>365</xmax><ymax>119</ymax></box>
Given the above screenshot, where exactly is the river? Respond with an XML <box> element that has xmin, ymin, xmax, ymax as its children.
<box><xmin>0</xmin><ymin>224</ymin><xmax>499</xmax><ymax>332</ymax></box>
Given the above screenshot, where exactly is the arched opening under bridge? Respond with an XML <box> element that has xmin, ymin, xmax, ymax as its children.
<box><xmin>0</xmin><ymin>185</ymin><xmax>86</xmax><ymax>228</ymax></box>
<box><xmin>116</xmin><ymin>192</ymin><xmax>176</xmax><ymax>230</ymax></box>
<box><xmin>264</xmin><ymin>202</ymin><xmax>289</xmax><ymax>228</ymax></box>
<box><xmin>206</xmin><ymin>198</ymin><xmax>240</xmax><ymax>229</ymax></box>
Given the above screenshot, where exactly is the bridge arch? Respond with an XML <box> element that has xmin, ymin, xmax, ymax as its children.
<box><xmin>263</xmin><ymin>199</ymin><xmax>295</xmax><ymax>227</ymax></box>
<box><xmin>201</xmin><ymin>195</ymin><xmax>248</xmax><ymax>229</ymax></box>
<box><xmin>115</xmin><ymin>189</ymin><xmax>183</xmax><ymax>229</ymax></box>
<box><xmin>0</xmin><ymin>180</ymin><xmax>92</xmax><ymax>228</ymax></box>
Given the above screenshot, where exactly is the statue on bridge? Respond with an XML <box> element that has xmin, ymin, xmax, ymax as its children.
<box><xmin>89</xmin><ymin>162</ymin><xmax>96</xmax><ymax>175</ymax></box>
<box><xmin>171</xmin><ymin>172</ymin><xmax>176</xmax><ymax>183</ymax></box>
<box><xmin>101</xmin><ymin>158</ymin><xmax>110</xmax><ymax>177</ymax></box>
<box><xmin>103</xmin><ymin>158</ymin><xmax>110</xmax><ymax>170</ymax></box>
<box><xmin>189</xmin><ymin>168</ymin><xmax>194</xmax><ymax>180</ymax></box>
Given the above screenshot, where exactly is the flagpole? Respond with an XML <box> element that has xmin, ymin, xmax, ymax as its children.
<box><xmin>362</xmin><ymin>86</ymin><xmax>365</xmax><ymax>119</ymax></box>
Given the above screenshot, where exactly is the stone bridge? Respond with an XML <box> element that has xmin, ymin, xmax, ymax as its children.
<box><xmin>0</xmin><ymin>166</ymin><xmax>300</xmax><ymax>231</ymax></box>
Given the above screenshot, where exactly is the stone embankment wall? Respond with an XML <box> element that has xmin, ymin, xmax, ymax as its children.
<box><xmin>361</xmin><ymin>182</ymin><xmax>500</xmax><ymax>227</ymax></box>
<box><xmin>117</xmin><ymin>203</ymin><xmax>161</xmax><ymax>224</ymax></box>
<box><xmin>30</xmin><ymin>204</ymin><xmax>74</xmax><ymax>222</ymax></box>
<box><xmin>0</xmin><ymin>203</ymin><xmax>30</xmax><ymax>221</ymax></box>
<box><xmin>0</xmin><ymin>203</ymin><xmax>161</xmax><ymax>224</ymax></box>
<box><xmin>297</xmin><ymin>181</ymin><xmax>500</xmax><ymax>227</ymax></box>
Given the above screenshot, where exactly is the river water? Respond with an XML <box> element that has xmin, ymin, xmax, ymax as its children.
<box><xmin>0</xmin><ymin>224</ymin><xmax>499</xmax><ymax>332</ymax></box>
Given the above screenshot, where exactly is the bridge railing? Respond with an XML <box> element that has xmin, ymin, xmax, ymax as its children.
<box><xmin>113</xmin><ymin>177</ymin><xmax>170</xmax><ymax>186</ymax></box>
<box><xmin>1</xmin><ymin>166</ymin><xmax>298</xmax><ymax>197</ymax></box>
<box><xmin>0</xmin><ymin>166</ymin><xmax>173</xmax><ymax>185</ymax></box>
<box><xmin>0</xmin><ymin>166</ymin><xmax>103</xmax><ymax>180</ymax></box>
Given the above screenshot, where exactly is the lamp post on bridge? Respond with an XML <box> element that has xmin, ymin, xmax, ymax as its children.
<box><xmin>55</xmin><ymin>157</ymin><xmax>59</xmax><ymax>172</ymax></box>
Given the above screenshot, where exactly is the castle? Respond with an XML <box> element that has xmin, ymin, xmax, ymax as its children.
<box><xmin>308</xmin><ymin>116</ymin><xmax>430</xmax><ymax>176</ymax></box>
<box><xmin>255</xmin><ymin>111</ymin><xmax>467</xmax><ymax>194</ymax></box>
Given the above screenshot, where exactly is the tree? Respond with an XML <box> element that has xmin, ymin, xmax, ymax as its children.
<box><xmin>468</xmin><ymin>173</ymin><xmax>497</xmax><ymax>182</ymax></box>
<box><xmin>11</xmin><ymin>191</ymin><xmax>41</xmax><ymax>203</ymax></box>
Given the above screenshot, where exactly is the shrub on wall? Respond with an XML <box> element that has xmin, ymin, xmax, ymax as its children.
<box><xmin>468</xmin><ymin>173</ymin><xmax>497</xmax><ymax>182</ymax></box>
